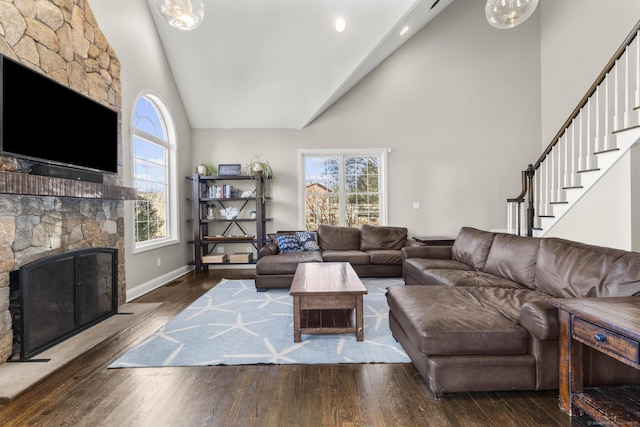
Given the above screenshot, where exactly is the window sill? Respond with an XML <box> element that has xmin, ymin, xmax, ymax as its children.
<box><xmin>133</xmin><ymin>237</ymin><xmax>179</xmax><ymax>254</ymax></box>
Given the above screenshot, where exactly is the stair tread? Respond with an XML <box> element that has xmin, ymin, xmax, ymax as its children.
<box><xmin>550</xmin><ymin>201</ymin><xmax>568</xmax><ymax>204</ymax></box>
<box><xmin>577</xmin><ymin>168</ymin><xmax>600</xmax><ymax>173</ymax></box>
<box><xmin>563</xmin><ymin>186</ymin><xmax>584</xmax><ymax>190</ymax></box>
<box><xmin>613</xmin><ymin>123</ymin><xmax>640</xmax><ymax>133</ymax></box>
<box><xmin>594</xmin><ymin>148</ymin><xmax>620</xmax><ymax>155</ymax></box>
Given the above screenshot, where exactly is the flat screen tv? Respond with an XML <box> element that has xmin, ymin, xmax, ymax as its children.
<box><xmin>0</xmin><ymin>54</ymin><xmax>118</xmax><ymax>174</ymax></box>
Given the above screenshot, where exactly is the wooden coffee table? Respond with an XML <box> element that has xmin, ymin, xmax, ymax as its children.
<box><xmin>289</xmin><ymin>262</ymin><xmax>368</xmax><ymax>342</ymax></box>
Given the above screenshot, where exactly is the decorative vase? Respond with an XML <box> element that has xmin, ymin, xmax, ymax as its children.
<box><xmin>207</xmin><ymin>206</ymin><xmax>216</xmax><ymax>219</ymax></box>
<box><xmin>197</xmin><ymin>165</ymin><xmax>206</xmax><ymax>175</ymax></box>
<box><xmin>252</xmin><ymin>163</ymin><xmax>263</xmax><ymax>172</ymax></box>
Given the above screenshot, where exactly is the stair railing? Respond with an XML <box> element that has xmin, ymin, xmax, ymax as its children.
<box><xmin>507</xmin><ymin>19</ymin><xmax>640</xmax><ymax>236</ymax></box>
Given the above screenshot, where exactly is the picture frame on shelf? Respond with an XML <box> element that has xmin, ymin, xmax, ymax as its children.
<box><xmin>218</xmin><ymin>164</ymin><xmax>242</xmax><ymax>176</ymax></box>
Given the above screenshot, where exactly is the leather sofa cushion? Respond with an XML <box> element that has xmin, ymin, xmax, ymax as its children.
<box><xmin>386</xmin><ymin>286</ymin><xmax>528</xmax><ymax>355</ymax></box>
<box><xmin>360</xmin><ymin>224</ymin><xmax>407</xmax><ymax>251</ymax></box>
<box><xmin>451</xmin><ymin>227</ymin><xmax>495</xmax><ymax>271</ymax></box>
<box><xmin>535</xmin><ymin>237</ymin><xmax>640</xmax><ymax>298</ymax></box>
<box><xmin>402</xmin><ymin>245</ymin><xmax>453</xmax><ymax>261</ymax></box>
<box><xmin>255</xmin><ymin>252</ymin><xmax>323</xmax><ymax>275</ymax></box>
<box><xmin>403</xmin><ymin>259</ymin><xmax>472</xmax><ymax>284</ymax></box>
<box><xmin>519</xmin><ymin>301</ymin><xmax>559</xmax><ymax>341</ymax></box>
<box><xmin>259</xmin><ymin>241</ymin><xmax>279</xmax><ymax>257</ymax></box>
<box><xmin>484</xmin><ymin>233</ymin><xmax>541</xmax><ymax>289</ymax></box>
<box><xmin>317</xmin><ymin>225</ymin><xmax>361</xmax><ymax>251</ymax></box>
<box><xmin>461</xmin><ymin>286</ymin><xmax>550</xmax><ymax>324</ymax></box>
<box><xmin>367</xmin><ymin>249</ymin><xmax>402</xmax><ymax>265</ymax></box>
<box><xmin>321</xmin><ymin>250</ymin><xmax>370</xmax><ymax>265</ymax></box>
<box><xmin>418</xmin><ymin>269</ymin><xmax>525</xmax><ymax>289</ymax></box>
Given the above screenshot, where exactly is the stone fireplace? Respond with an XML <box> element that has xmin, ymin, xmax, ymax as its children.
<box><xmin>0</xmin><ymin>1</ymin><xmax>134</xmax><ymax>364</ymax></box>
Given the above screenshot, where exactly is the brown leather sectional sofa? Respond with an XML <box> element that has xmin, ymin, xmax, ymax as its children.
<box><xmin>254</xmin><ymin>224</ymin><xmax>422</xmax><ymax>290</ymax></box>
<box><xmin>388</xmin><ymin>226</ymin><xmax>640</xmax><ymax>397</ymax></box>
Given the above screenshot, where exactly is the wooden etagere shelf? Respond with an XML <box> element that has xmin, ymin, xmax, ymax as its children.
<box><xmin>186</xmin><ymin>172</ymin><xmax>271</xmax><ymax>271</ymax></box>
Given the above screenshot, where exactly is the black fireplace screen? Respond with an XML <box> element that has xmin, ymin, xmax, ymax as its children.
<box><xmin>9</xmin><ymin>248</ymin><xmax>118</xmax><ymax>361</ymax></box>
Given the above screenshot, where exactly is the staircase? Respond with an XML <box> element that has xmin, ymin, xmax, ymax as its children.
<box><xmin>507</xmin><ymin>20</ymin><xmax>640</xmax><ymax>238</ymax></box>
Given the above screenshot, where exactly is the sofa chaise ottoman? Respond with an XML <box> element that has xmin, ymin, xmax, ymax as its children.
<box><xmin>388</xmin><ymin>226</ymin><xmax>640</xmax><ymax>397</ymax></box>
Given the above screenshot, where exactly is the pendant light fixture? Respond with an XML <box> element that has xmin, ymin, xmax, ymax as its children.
<box><xmin>485</xmin><ymin>0</ymin><xmax>539</xmax><ymax>30</ymax></box>
<box><xmin>155</xmin><ymin>0</ymin><xmax>205</xmax><ymax>31</ymax></box>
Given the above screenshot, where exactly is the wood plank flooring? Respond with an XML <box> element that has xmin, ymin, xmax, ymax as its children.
<box><xmin>0</xmin><ymin>270</ymin><xmax>598</xmax><ymax>426</ymax></box>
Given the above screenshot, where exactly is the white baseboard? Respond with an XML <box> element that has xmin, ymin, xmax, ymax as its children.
<box><xmin>126</xmin><ymin>265</ymin><xmax>194</xmax><ymax>302</ymax></box>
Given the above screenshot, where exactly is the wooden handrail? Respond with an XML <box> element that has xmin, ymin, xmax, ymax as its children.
<box><xmin>507</xmin><ymin>20</ymin><xmax>640</xmax><ymax>236</ymax></box>
<box><xmin>533</xmin><ymin>19</ymin><xmax>640</xmax><ymax>171</ymax></box>
<box><xmin>507</xmin><ymin>168</ymin><xmax>528</xmax><ymax>203</ymax></box>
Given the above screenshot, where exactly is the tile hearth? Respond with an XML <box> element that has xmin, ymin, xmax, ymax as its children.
<box><xmin>0</xmin><ymin>302</ymin><xmax>159</xmax><ymax>403</ymax></box>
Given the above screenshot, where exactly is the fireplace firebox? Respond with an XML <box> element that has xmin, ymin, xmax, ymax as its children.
<box><xmin>9</xmin><ymin>248</ymin><xmax>118</xmax><ymax>361</ymax></box>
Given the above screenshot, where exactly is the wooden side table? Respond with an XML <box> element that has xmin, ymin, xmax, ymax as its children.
<box><xmin>548</xmin><ymin>297</ymin><xmax>640</xmax><ymax>424</ymax></box>
<box><xmin>412</xmin><ymin>236</ymin><xmax>455</xmax><ymax>246</ymax></box>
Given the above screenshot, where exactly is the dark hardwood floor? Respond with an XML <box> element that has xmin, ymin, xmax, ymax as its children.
<box><xmin>0</xmin><ymin>270</ymin><xmax>596</xmax><ymax>426</ymax></box>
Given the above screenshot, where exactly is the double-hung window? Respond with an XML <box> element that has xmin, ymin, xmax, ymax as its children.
<box><xmin>132</xmin><ymin>95</ymin><xmax>178</xmax><ymax>251</ymax></box>
<box><xmin>298</xmin><ymin>149</ymin><xmax>387</xmax><ymax>230</ymax></box>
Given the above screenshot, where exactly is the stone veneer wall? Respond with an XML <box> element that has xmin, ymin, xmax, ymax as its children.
<box><xmin>0</xmin><ymin>0</ymin><xmax>125</xmax><ymax>363</ymax></box>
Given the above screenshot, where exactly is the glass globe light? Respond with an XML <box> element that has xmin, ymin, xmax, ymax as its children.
<box><xmin>485</xmin><ymin>0</ymin><xmax>539</xmax><ymax>30</ymax></box>
<box><xmin>155</xmin><ymin>0</ymin><xmax>205</xmax><ymax>31</ymax></box>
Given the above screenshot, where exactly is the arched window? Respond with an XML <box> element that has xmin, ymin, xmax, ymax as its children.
<box><xmin>132</xmin><ymin>94</ymin><xmax>178</xmax><ymax>251</ymax></box>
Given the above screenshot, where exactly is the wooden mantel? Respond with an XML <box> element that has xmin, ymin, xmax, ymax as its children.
<box><xmin>0</xmin><ymin>171</ymin><xmax>137</xmax><ymax>200</ymax></box>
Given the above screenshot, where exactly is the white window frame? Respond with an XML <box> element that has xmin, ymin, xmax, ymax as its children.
<box><xmin>131</xmin><ymin>92</ymin><xmax>179</xmax><ymax>253</ymax></box>
<box><xmin>297</xmin><ymin>148</ymin><xmax>388</xmax><ymax>229</ymax></box>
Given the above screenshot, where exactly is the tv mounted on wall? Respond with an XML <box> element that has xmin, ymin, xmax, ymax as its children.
<box><xmin>0</xmin><ymin>54</ymin><xmax>118</xmax><ymax>180</ymax></box>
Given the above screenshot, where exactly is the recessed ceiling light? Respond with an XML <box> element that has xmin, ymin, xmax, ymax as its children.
<box><xmin>335</xmin><ymin>16</ymin><xmax>347</xmax><ymax>33</ymax></box>
<box><xmin>400</xmin><ymin>25</ymin><xmax>410</xmax><ymax>36</ymax></box>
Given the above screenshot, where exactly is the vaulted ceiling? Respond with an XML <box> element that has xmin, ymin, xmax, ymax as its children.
<box><xmin>147</xmin><ymin>0</ymin><xmax>455</xmax><ymax>129</ymax></box>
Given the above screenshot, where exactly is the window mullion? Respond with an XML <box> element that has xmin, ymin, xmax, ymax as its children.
<box><xmin>338</xmin><ymin>154</ymin><xmax>346</xmax><ymax>227</ymax></box>
<box><xmin>135</xmin><ymin>128</ymin><xmax>168</xmax><ymax>148</ymax></box>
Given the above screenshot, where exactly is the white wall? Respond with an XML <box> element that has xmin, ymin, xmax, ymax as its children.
<box><xmin>540</xmin><ymin>1</ymin><xmax>640</xmax><ymax>249</ymax></box>
<box><xmin>540</xmin><ymin>0</ymin><xmax>640</xmax><ymax>145</ymax></box>
<box><xmin>90</xmin><ymin>0</ymin><xmax>194</xmax><ymax>298</ymax></box>
<box><xmin>633</xmin><ymin>144</ymin><xmax>640</xmax><ymax>250</ymax></box>
<box><xmin>193</xmin><ymin>0</ymin><xmax>542</xmax><ymax>239</ymax></box>
<box><xmin>544</xmin><ymin>152</ymin><xmax>634</xmax><ymax>248</ymax></box>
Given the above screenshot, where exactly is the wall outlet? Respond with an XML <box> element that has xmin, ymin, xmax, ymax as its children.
<box><xmin>217</xmin><ymin>246</ymin><xmax>225</xmax><ymax>254</ymax></box>
<box><xmin>156</xmin><ymin>257</ymin><xmax>161</xmax><ymax>267</ymax></box>
<box><xmin>412</xmin><ymin>202</ymin><xmax>421</xmax><ymax>210</ymax></box>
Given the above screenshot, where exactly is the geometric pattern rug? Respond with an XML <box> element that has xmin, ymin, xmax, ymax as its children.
<box><xmin>109</xmin><ymin>277</ymin><xmax>410</xmax><ymax>368</ymax></box>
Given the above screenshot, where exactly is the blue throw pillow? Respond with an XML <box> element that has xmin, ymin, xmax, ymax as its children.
<box><xmin>296</xmin><ymin>231</ymin><xmax>320</xmax><ymax>251</ymax></box>
<box><xmin>276</xmin><ymin>234</ymin><xmax>302</xmax><ymax>253</ymax></box>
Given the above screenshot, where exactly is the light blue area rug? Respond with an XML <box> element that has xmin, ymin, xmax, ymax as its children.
<box><xmin>109</xmin><ymin>277</ymin><xmax>410</xmax><ymax>367</ymax></box>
